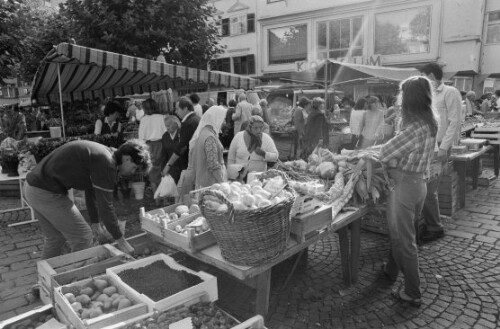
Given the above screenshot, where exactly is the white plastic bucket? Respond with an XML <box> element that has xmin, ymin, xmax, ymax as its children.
<box><xmin>131</xmin><ymin>182</ymin><xmax>145</xmax><ymax>200</ymax></box>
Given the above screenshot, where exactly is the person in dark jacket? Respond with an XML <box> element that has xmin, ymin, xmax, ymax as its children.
<box><xmin>24</xmin><ymin>139</ymin><xmax>151</xmax><ymax>259</ymax></box>
<box><xmin>162</xmin><ymin>97</ymin><xmax>200</xmax><ymax>184</ymax></box>
<box><xmin>94</xmin><ymin>102</ymin><xmax>123</xmax><ymax>136</ymax></box>
<box><xmin>303</xmin><ymin>97</ymin><xmax>329</xmax><ymax>158</ymax></box>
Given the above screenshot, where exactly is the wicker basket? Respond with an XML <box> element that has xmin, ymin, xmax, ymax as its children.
<box><xmin>199</xmin><ymin>170</ymin><xmax>296</xmax><ymax>266</ymax></box>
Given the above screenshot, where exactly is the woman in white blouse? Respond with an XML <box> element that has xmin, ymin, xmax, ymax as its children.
<box><xmin>227</xmin><ymin>115</ymin><xmax>279</xmax><ymax>177</ymax></box>
<box><xmin>138</xmin><ymin>99</ymin><xmax>167</xmax><ymax>194</ymax></box>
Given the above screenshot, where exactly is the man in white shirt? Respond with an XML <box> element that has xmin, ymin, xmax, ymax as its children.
<box><xmin>190</xmin><ymin>93</ymin><xmax>203</xmax><ymax>118</ymax></box>
<box><xmin>420</xmin><ymin>63</ymin><xmax>462</xmax><ymax>243</ymax></box>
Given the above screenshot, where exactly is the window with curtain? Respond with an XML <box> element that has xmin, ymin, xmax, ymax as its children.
<box><xmin>374</xmin><ymin>6</ymin><xmax>431</xmax><ymax>55</ymax></box>
<box><xmin>317</xmin><ymin>16</ymin><xmax>363</xmax><ymax>60</ymax></box>
<box><xmin>268</xmin><ymin>24</ymin><xmax>307</xmax><ymax>65</ymax></box>
<box><xmin>451</xmin><ymin>77</ymin><xmax>473</xmax><ymax>92</ymax></box>
<box><xmin>486</xmin><ymin>11</ymin><xmax>500</xmax><ymax>44</ymax></box>
<box><xmin>211</xmin><ymin>58</ymin><xmax>231</xmax><ymax>73</ymax></box>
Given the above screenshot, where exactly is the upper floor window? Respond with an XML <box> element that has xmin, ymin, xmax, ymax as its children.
<box><xmin>217</xmin><ymin>14</ymin><xmax>255</xmax><ymax>37</ymax></box>
<box><xmin>486</xmin><ymin>11</ymin><xmax>500</xmax><ymax>44</ymax></box>
<box><xmin>317</xmin><ymin>16</ymin><xmax>363</xmax><ymax>60</ymax></box>
<box><xmin>269</xmin><ymin>24</ymin><xmax>307</xmax><ymax>65</ymax></box>
<box><xmin>375</xmin><ymin>6</ymin><xmax>431</xmax><ymax>55</ymax></box>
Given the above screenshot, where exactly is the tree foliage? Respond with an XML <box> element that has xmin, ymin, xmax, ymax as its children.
<box><xmin>0</xmin><ymin>0</ymin><xmax>71</xmax><ymax>81</ymax></box>
<box><xmin>58</xmin><ymin>0</ymin><xmax>223</xmax><ymax>68</ymax></box>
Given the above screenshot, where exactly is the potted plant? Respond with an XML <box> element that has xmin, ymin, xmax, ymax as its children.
<box><xmin>28</xmin><ymin>138</ymin><xmax>67</xmax><ymax>163</ymax></box>
<box><xmin>47</xmin><ymin>118</ymin><xmax>62</xmax><ymax>138</ymax></box>
<box><xmin>0</xmin><ymin>148</ymin><xmax>21</xmax><ymax>176</ymax></box>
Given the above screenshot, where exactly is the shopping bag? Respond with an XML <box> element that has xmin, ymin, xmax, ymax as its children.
<box><xmin>154</xmin><ymin>175</ymin><xmax>179</xmax><ymax>199</ymax></box>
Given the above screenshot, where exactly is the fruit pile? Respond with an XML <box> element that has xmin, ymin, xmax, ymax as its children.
<box><xmin>62</xmin><ymin>276</ymin><xmax>134</xmax><ymax>320</ymax></box>
<box><xmin>173</xmin><ymin>216</ymin><xmax>210</xmax><ymax>235</ymax></box>
<box><xmin>117</xmin><ymin>260</ymin><xmax>202</xmax><ymax>301</ymax></box>
<box><xmin>121</xmin><ymin>302</ymin><xmax>238</xmax><ymax>329</ymax></box>
<box><xmin>143</xmin><ymin>204</ymin><xmax>200</xmax><ymax>228</ymax></box>
<box><xmin>203</xmin><ymin>175</ymin><xmax>292</xmax><ymax>212</ymax></box>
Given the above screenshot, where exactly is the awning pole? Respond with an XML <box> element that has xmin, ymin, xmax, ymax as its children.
<box><xmin>324</xmin><ymin>62</ymin><xmax>328</xmax><ymax>110</ymax></box>
<box><xmin>57</xmin><ymin>63</ymin><xmax>66</xmax><ymax>139</ymax></box>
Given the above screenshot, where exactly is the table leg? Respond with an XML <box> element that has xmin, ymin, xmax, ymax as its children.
<box><xmin>255</xmin><ymin>269</ymin><xmax>271</xmax><ymax>318</ymax></box>
<box><xmin>349</xmin><ymin>219</ymin><xmax>361</xmax><ymax>284</ymax></box>
<box><xmin>455</xmin><ymin>162</ymin><xmax>467</xmax><ymax>209</ymax></box>
<box><xmin>6</xmin><ymin>177</ymin><xmax>38</xmax><ymax>227</ymax></box>
<box><xmin>338</xmin><ymin>226</ymin><xmax>351</xmax><ymax>286</ymax></box>
<box><xmin>494</xmin><ymin>145</ymin><xmax>499</xmax><ymax>177</ymax></box>
<box><xmin>471</xmin><ymin>158</ymin><xmax>479</xmax><ymax>190</ymax></box>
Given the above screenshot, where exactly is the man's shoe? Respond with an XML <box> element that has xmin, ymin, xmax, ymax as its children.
<box><xmin>420</xmin><ymin>230</ymin><xmax>444</xmax><ymax>242</ymax></box>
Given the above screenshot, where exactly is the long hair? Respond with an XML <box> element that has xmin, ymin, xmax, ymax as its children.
<box><xmin>142</xmin><ymin>98</ymin><xmax>160</xmax><ymax>115</ymax></box>
<box><xmin>400</xmin><ymin>76</ymin><xmax>438</xmax><ymax>136</ymax></box>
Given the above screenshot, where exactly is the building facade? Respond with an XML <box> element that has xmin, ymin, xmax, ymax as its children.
<box><xmin>211</xmin><ymin>0</ymin><xmax>500</xmax><ymax>95</ymax></box>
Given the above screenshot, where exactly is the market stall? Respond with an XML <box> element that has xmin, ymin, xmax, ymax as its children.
<box><xmin>30</xmin><ymin>42</ymin><xmax>257</xmax><ymax>138</ymax></box>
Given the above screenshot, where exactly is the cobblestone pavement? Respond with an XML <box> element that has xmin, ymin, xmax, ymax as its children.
<box><xmin>1</xmin><ymin>180</ymin><xmax>500</xmax><ymax>328</ymax></box>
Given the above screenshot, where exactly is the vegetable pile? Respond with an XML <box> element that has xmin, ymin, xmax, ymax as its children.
<box><xmin>121</xmin><ymin>302</ymin><xmax>238</xmax><ymax>329</ymax></box>
<box><xmin>62</xmin><ymin>276</ymin><xmax>134</xmax><ymax>320</ymax></box>
<box><xmin>117</xmin><ymin>260</ymin><xmax>202</xmax><ymax>301</ymax></box>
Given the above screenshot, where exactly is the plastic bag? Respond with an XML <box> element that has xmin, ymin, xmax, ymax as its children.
<box><xmin>154</xmin><ymin>175</ymin><xmax>179</xmax><ymax>199</ymax></box>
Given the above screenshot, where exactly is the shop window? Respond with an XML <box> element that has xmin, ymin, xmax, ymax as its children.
<box><xmin>269</xmin><ymin>24</ymin><xmax>307</xmax><ymax>65</ymax></box>
<box><xmin>233</xmin><ymin>55</ymin><xmax>255</xmax><ymax>75</ymax></box>
<box><xmin>486</xmin><ymin>11</ymin><xmax>500</xmax><ymax>44</ymax></box>
<box><xmin>483</xmin><ymin>78</ymin><xmax>500</xmax><ymax>94</ymax></box>
<box><xmin>211</xmin><ymin>58</ymin><xmax>231</xmax><ymax>73</ymax></box>
<box><xmin>317</xmin><ymin>17</ymin><xmax>363</xmax><ymax>60</ymax></box>
<box><xmin>451</xmin><ymin>77</ymin><xmax>473</xmax><ymax>92</ymax></box>
<box><xmin>374</xmin><ymin>6</ymin><xmax>431</xmax><ymax>55</ymax></box>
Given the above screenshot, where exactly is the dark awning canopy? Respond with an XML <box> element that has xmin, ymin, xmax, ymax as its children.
<box><xmin>31</xmin><ymin>43</ymin><xmax>258</xmax><ymax>105</ymax></box>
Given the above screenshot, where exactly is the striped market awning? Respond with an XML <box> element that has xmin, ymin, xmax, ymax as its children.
<box><xmin>32</xmin><ymin>43</ymin><xmax>257</xmax><ymax>105</ymax></box>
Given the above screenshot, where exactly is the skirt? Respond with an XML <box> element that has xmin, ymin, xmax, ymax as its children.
<box><xmin>146</xmin><ymin>140</ymin><xmax>163</xmax><ymax>186</ymax></box>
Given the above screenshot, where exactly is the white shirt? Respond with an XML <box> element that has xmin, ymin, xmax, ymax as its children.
<box><xmin>227</xmin><ymin>131</ymin><xmax>279</xmax><ymax>173</ymax></box>
<box><xmin>193</xmin><ymin>104</ymin><xmax>203</xmax><ymax>118</ymax></box>
<box><xmin>433</xmin><ymin>83</ymin><xmax>461</xmax><ymax>151</ymax></box>
<box><xmin>138</xmin><ymin>114</ymin><xmax>166</xmax><ymax>141</ymax></box>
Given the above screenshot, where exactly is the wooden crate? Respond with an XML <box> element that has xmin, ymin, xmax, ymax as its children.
<box><xmin>37</xmin><ymin>244</ymin><xmax>125</xmax><ymax>305</ymax></box>
<box><xmin>0</xmin><ymin>304</ymin><xmax>57</xmax><ymax>329</ymax></box>
<box><xmin>290</xmin><ymin>205</ymin><xmax>332</xmax><ymax>242</ymax></box>
<box><xmin>53</xmin><ymin>274</ymin><xmax>148</xmax><ymax>329</ymax></box>
<box><xmin>112</xmin><ymin>232</ymin><xmax>176</xmax><ymax>258</ymax></box>
<box><xmin>101</xmin><ymin>292</ymin><xmax>266</xmax><ymax>329</ymax></box>
<box><xmin>438</xmin><ymin>171</ymin><xmax>459</xmax><ymax>216</ymax></box>
<box><xmin>472</xmin><ymin>126</ymin><xmax>500</xmax><ymax>144</ymax></box>
<box><xmin>106</xmin><ymin>254</ymin><xmax>218</xmax><ymax>312</ymax></box>
<box><xmin>291</xmin><ymin>195</ymin><xmax>323</xmax><ymax>217</ymax></box>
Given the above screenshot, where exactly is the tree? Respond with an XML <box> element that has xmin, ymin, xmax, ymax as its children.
<box><xmin>374</xmin><ymin>22</ymin><xmax>406</xmax><ymax>55</ymax></box>
<box><xmin>58</xmin><ymin>0</ymin><xmax>223</xmax><ymax>68</ymax></box>
<box><xmin>409</xmin><ymin>7</ymin><xmax>431</xmax><ymax>41</ymax></box>
<box><xmin>0</xmin><ymin>0</ymin><xmax>71</xmax><ymax>81</ymax></box>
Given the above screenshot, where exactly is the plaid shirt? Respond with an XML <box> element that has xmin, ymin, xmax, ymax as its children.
<box><xmin>380</xmin><ymin>121</ymin><xmax>436</xmax><ymax>173</ymax></box>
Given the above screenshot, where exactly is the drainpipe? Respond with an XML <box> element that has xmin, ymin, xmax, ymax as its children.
<box><xmin>476</xmin><ymin>0</ymin><xmax>488</xmax><ymax>94</ymax></box>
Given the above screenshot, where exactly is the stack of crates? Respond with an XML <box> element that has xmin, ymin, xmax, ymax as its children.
<box><xmin>438</xmin><ymin>169</ymin><xmax>459</xmax><ymax>216</ymax></box>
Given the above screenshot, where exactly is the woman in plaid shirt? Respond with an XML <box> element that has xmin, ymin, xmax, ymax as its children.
<box><xmin>379</xmin><ymin>76</ymin><xmax>438</xmax><ymax>307</ymax></box>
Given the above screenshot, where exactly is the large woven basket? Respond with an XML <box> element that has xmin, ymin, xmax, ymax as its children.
<box><xmin>199</xmin><ymin>170</ymin><xmax>295</xmax><ymax>266</ymax></box>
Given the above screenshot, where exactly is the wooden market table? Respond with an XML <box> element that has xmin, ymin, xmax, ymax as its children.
<box><xmin>450</xmin><ymin>145</ymin><xmax>494</xmax><ymax>208</ymax></box>
<box><xmin>150</xmin><ymin>206</ymin><xmax>369</xmax><ymax>318</ymax></box>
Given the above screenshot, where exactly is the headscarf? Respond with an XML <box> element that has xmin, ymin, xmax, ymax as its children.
<box><xmin>188</xmin><ymin>105</ymin><xmax>227</xmax><ymax>150</ymax></box>
<box><xmin>244</xmin><ymin>115</ymin><xmax>264</xmax><ymax>153</ymax></box>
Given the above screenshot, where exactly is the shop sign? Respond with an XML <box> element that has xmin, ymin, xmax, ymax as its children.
<box><xmin>19</xmin><ymin>96</ymin><xmax>32</xmax><ymax>107</ymax></box>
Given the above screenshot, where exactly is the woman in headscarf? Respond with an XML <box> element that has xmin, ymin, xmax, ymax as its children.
<box><xmin>227</xmin><ymin>115</ymin><xmax>279</xmax><ymax>178</ymax></box>
<box><xmin>303</xmin><ymin>97</ymin><xmax>329</xmax><ymax>158</ymax></box>
<box><xmin>190</xmin><ymin>106</ymin><xmax>228</xmax><ymax>188</ymax></box>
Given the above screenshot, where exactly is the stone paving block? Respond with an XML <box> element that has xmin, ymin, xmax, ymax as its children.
<box><xmin>1</xmin><ymin>266</ymin><xmax>36</xmax><ymax>281</ymax></box>
<box><xmin>10</xmin><ymin>259</ymin><xmax>36</xmax><ymax>271</ymax></box>
<box><xmin>446</xmin><ymin>230</ymin><xmax>475</xmax><ymax>239</ymax></box>
<box><xmin>0</xmin><ymin>295</ymin><xmax>28</xmax><ymax>314</ymax></box>
<box><xmin>5</xmin><ymin>246</ymin><xmax>38</xmax><ymax>257</ymax></box>
<box><xmin>474</xmin><ymin>235</ymin><xmax>498</xmax><ymax>244</ymax></box>
<box><xmin>14</xmin><ymin>273</ymin><xmax>37</xmax><ymax>286</ymax></box>
<box><xmin>15</xmin><ymin>239</ymin><xmax>43</xmax><ymax>249</ymax></box>
<box><xmin>0</xmin><ymin>254</ymin><xmax>29</xmax><ymax>267</ymax></box>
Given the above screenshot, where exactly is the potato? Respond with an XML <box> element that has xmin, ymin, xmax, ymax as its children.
<box><xmin>89</xmin><ymin>307</ymin><xmax>103</xmax><ymax>319</ymax></box>
<box><xmin>109</xmin><ymin>293</ymin><xmax>121</xmax><ymax>301</ymax></box>
<box><xmin>64</xmin><ymin>293</ymin><xmax>76</xmax><ymax>304</ymax></box>
<box><xmin>117</xmin><ymin>298</ymin><xmax>132</xmax><ymax>310</ymax></box>
<box><xmin>102</xmin><ymin>286</ymin><xmax>117</xmax><ymax>296</ymax></box>
<box><xmin>75</xmin><ymin>294</ymin><xmax>91</xmax><ymax>306</ymax></box>
<box><xmin>80</xmin><ymin>287</ymin><xmax>94</xmax><ymax>296</ymax></box>
<box><xmin>112</xmin><ymin>295</ymin><xmax>125</xmax><ymax>307</ymax></box>
<box><xmin>71</xmin><ymin>301</ymin><xmax>82</xmax><ymax>313</ymax></box>
<box><xmin>96</xmin><ymin>294</ymin><xmax>109</xmax><ymax>303</ymax></box>
<box><xmin>93</xmin><ymin>279</ymin><xmax>109</xmax><ymax>291</ymax></box>
<box><xmin>103</xmin><ymin>299</ymin><xmax>113</xmax><ymax>312</ymax></box>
